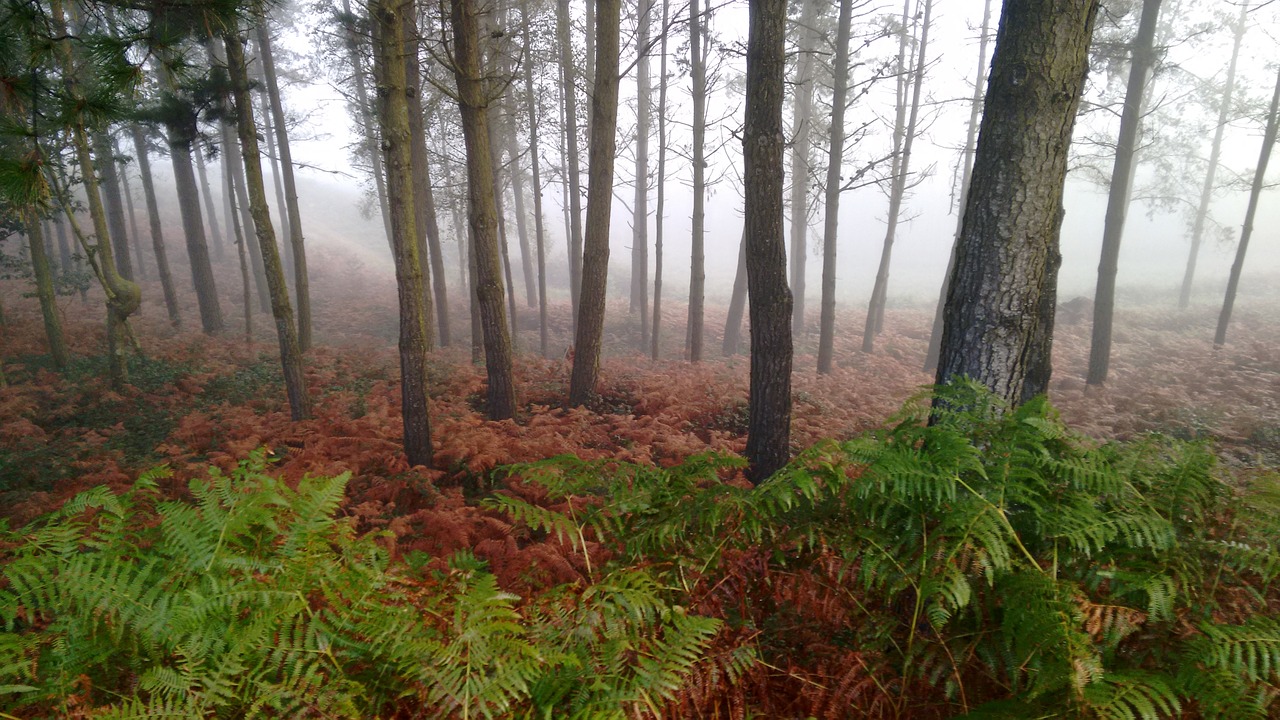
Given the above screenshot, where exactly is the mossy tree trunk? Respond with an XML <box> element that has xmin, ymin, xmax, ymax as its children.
<box><xmin>26</xmin><ymin>212</ymin><xmax>70</xmax><ymax>370</ymax></box>
<box><xmin>224</xmin><ymin>30</ymin><xmax>312</xmax><ymax>422</ymax></box>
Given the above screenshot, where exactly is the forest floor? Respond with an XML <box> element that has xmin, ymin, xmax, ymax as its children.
<box><xmin>3</xmin><ymin>250</ymin><xmax>1279</xmax><ymax>534</ymax></box>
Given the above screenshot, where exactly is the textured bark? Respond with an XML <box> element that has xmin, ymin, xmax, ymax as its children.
<box><xmin>789</xmin><ymin>0</ymin><xmax>819</xmax><ymax>336</ymax></box>
<box><xmin>723</xmin><ymin>228</ymin><xmax>748</xmax><ymax>356</ymax></box>
<box><xmin>372</xmin><ymin>0</ymin><xmax>434</xmax><ymax>467</ymax></box>
<box><xmin>256</xmin><ymin>23</ymin><xmax>312</xmax><ymax>352</ymax></box>
<box><xmin>167</xmin><ymin>125</ymin><xmax>225</xmax><ymax>334</ymax></box>
<box><xmin>568</xmin><ymin>0</ymin><xmax>621</xmax><ymax>406</ymax></box>
<box><xmin>650</xmin><ymin>0</ymin><xmax>669</xmax><ymax>362</ymax></box>
<box><xmin>521</xmin><ymin>2</ymin><xmax>549</xmax><ymax>358</ymax></box>
<box><xmin>450</xmin><ymin>0</ymin><xmax>516</xmax><ymax>420</ymax></box>
<box><xmin>49</xmin><ymin>0</ymin><xmax>139</xmax><ymax>388</ymax></box>
<box><xmin>630</xmin><ymin>0</ymin><xmax>652</xmax><ymax>351</ymax></box>
<box><xmin>129</xmin><ymin>124</ymin><xmax>181</xmax><ymax>327</ymax></box>
<box><xmin>743</xmin><ymin>0</ymin><xmax>793</xmax><ymax>484</ymax></box>
<box><xmin>935</xmin><ymin>0</ymin><xmax>1099</xmax><ymax>406</ymax></box>
<box><xmin>556</xmin><ymin>0</ymin><xmax>584</xmax><ymax>320</ymax></box>
<box><xmin>225</xmin><ymin>31</ymin><xmax>312</xmax><ymax>421</ymax></box>
<box><xmin>816</xmin><ymin>0</ymin><xmax>853</xmax><ymax>374</ymax></box>
<box><xmin>1086</xmin><ymin>0</ymin><xmax>1162</xmax><ymax>386</ymax></box>
<box><xmin>686</xmin><ymin>0</ymin><xmax>707</xmax><ymax>362</ymax></box>
<box><xmin>863</xmin><ymin>0</ymin><xmax>932</xmax><ymax>352</ymax></box>
<box><xmin>401</xmin><ymin>7</ymin><xmax>438</xmax><ymax>350</ymax></box>
<box><xmin>26</xmin><ymin>214</ymin><xmax>70</xmax><ymax>370</ymax></box>
<box><xmin>1180</xmin><ymin>2</ymin><xmax>1247</xmax><ymax>309</ymax></box>
<box><xmin>1215</xmin><ymin>68</ymin><xmax>1279</xmax><ymax>347</ymax></box>
<box><xmin>342</xmin><ymin>0</ymin><xmax>395</xmax><ymax>250</ymax></box>
<box><xmin>192</xmin><ymin>136</ymin><xmax>225</xmax><ymax>261</ymax></box>
<box><xmin>925</xmin><ymin>0</ymin><xmax>993</xmax><ymax>373</ymax></box>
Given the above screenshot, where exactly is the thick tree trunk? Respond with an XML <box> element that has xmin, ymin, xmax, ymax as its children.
<box><xmin>743</xmin><ymin>0</ymin><xmax>793</xmax><ymax>484</ymax></box>
<box><xmin>342</xmin><ymin>0</ymin><xmax>395</xmax><ymax>251</ymax></box>
<box><xmin>168</xmin><ymin>130</ymin><xmax>225</xmax><ymax>334</ymax></box>
<box><xmin>1086</xmin><ymin>0</ymin><xmax>1162</xmax><ymax>386</ymax></box>
<box><xmin>936</xmin><ymin>0</ymin><xmax>1098</xmax><ymax>406</ymax></box>
<box><xmin>789</xmin><ymin>0</ymin><xmax>819</xmax><ymax>336</ymax></box>
<box><xmin>630</xmin><ymin>0</ymin><xmax>652</xmax><ymax>352</ymax></box>
<box><xmin>372</xmin><ymin>0</ymin><xmax>434</xmax><ymax>467</ymax></box>
<box><xmin>521</xmin><ymin>3</ymin><xmax>550</xmax><ymax>358</ymax></box>
<box><xmin>816</xmin><ymin>0</ymin><xmax>854</xmax><ymax>374</ymax></box>
<box><xmin>925</xmin><ymin>0</ymin><xmax>993</xmax><ymax>373</ymax></box>
<box><xmin>450</xmin><ymin>0</ymin><xmax>516</xmax><ymax>420</ymax></box>
<box><xmin>686</xmin><ymin>0</ymin><xmax>707</xmax><ymax>362</ymax></box>
<box><xmin>26</xmin><ymin>213</ymin><xmax>70</xmax><ymax>370</ymax></box>
<box><xmin>1215</xmin><ymin>68</ymin><xmax>1279</xmax><ymax>347</ymax></box>
<box><xmin>129</xmin><ymin>124</ymin><xmax>181</xmax><ymax>327</ymax></box>
<box><xmin>556</xmin><ymin>0</ymin><xmax>585</xmax><ymax>321</ymax></box>
<box><xmin>256</xmin><ymin>23</ymin><xmax>312</xmax><ymax>351</ymax></box>
<box><xmin>863</xmin><ymin>0</ymin><xmax>932</xmax><ymax>352</ymax></box>
<box><xmin>192</xmin><ymin>136</ymin><xmax>225</xmax><ymax>261</ymax></box>
<box><xmin>650</xmin><ymin>0</ymin><xmax>669</xmax><ymax>362</ymax></box>
<box><xmin>723</xmin><ymin>228</ymin><xmax>748</xmax><ymax>356</ymax></box>
<box><xmin>224</xmin><ymin>30</ymin><xmax>312</xmax><ymax>422</ymax></box>
<box><xmin>1180</xmin><ymin>1</ymin><xmax>1247</xmax><ymax>310</ymax></box>
<box><xmin>568</xmin><ymin>0</ymin><xmax>621</xmax><ymax>405</ymax></box>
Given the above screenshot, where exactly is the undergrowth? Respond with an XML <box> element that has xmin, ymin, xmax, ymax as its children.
<box><xmin>3</xmin><ymin>382</ymin><xmax>1279</xmax><ymax>718</ymax></box>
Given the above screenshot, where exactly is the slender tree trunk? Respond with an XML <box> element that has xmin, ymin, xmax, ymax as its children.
<box><xmin>53</xmin><ymin>213</ymin><xmax>72</xmax><ymax>275</ymax></box>
<box><xmin>342</xmin><ymin>0</ymin><xmax>395</xmax><ymax>251</ymax></box>
<box><xmin>686</xmin><ymin>0</ymin><xmax>707</xmax><ymax>362</ymax></box>
<box><xmin>631</xmin><ymin>0</ymin><xmax>653</xmax><ymax>352</ymax></box>
<box><xmin>167</xmin><ymin>128</ymin><xmax>225</xmax><ymax>334</ymax></box>
<box><xmin>936</xmin><ymin>0</ymin><xmax>1098</xmax><ymax>406</ymax></box>
<box><xmin>257</xmin><ymin>23</ymin><xmax>311</xmax><ymax>351</ymax></box>
<box><xmin>402</xmin><ymin>6</ymin><xmax>438</xmax><ymax>350</ymax></box>
<box><xmin>743</xmin><ymin>0</ymin><xmax>792</xmax><ymax>484</ymax></box>
<box><xmin>255</xmin><ymin>60</ymin><xmax>294</xmax><ymax>276</ymax></box>
<box><xmin>48</xmin><ymin>0</ymin><xmax>139</xmax><ymax>388</ymax></box>
<box><xmin>114</xmin><ymin>135</ymin><xmax>148</xmax><ymax>280</ymax></box>
<box><xmin>816</xmin><ymin>0</ymin><xmax>854</xmax><ymax>374</ymax></box>
<box><xmin>450</xmin><ymin>0</ymin><xmax>517</xmax><ymax>419</ymax></box>
<box><xmin>502</xmin><ymin>101</ymin><xmax>537</xmax><ymax>309</ymax></box>
<box><xmin>789</xmin><ymin>0</ymin><xmax>819</xmax><ymax>336</ymax></box>
<box><xmin>651</xmin><ymin>0</ymin><xmax>669</xmax><ymax>362</ymax></box>
<box><xmin>863</xmin><ymin>0</ymin><xmax>933</xmax><ymax>352</ymax></box>
<box><xmin>372</xmin><ymin>0</ymin><xmax>434</xmax><ymax>466</ymax></box>
<box><xmin>521</xmin><ymin>3</ymin><xmax>550</xmax><ymax>358</ymax></box>
<box><xmin>130</xmin><ymin>123</ymin><xmax>182</xmax><ymax>327</ymax></box>
<box><xmin>925</xmin><ymin>0</ymin><xmax>992</xmax><ymax>373</ymax></box>
<box><xmin>226</xmin><ymin>158</ymin><xmax>254</xmax><ymax>341</ymax></box>
<box><xmin>94</xmin><ymin>131</ymin><xmax>135</xmax><ymax>282</ymax></box>
<box><xmin>1086</xmin><ymin>0</ymin><xmax>1162</xmax><ymax>386</ymax></box>
<box><xmin>26</xmin><ymin>213</ymin><xmax>70</xmax><ymax>370</ymax></box>
<box><xmin>224</xmin><ymin>30</ymin><xmax>312</xmax><ymax>421</ymax></box>
<box><xmin>1215</xmin><ymin>68</ymin><xmax>1279</xmax><ymax>347</ymax></box>
<box><xmin>723</xmin><ymin>227</ymin><xmax>748</xmax><ymax>355</ymax></box>
<box><xmin>556</xmin><ymin>0</ymin><xmax>585</xmax><ymax>322</ymax></box>
<box><xmin>489</xmin><ymin>114</ymin><xmax>520</xmax><ymax>346</ymax></box>
<box><xmin>1180</xmin><ymin>1</ymin><xmax>1247</xmax><ymax>309</ymax></box>
<box><xmin>568</xmin><ymin>0</ymin><xmax>621</xmax><ymax>405</ymax></box>
<box><xmin>192</xmin><ymin>136</ymin><xmax>225</xmax><ymax>261</ymax></box>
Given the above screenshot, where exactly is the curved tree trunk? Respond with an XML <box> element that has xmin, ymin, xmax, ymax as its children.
<box><xmin>936</xmin><ymin>0</ymin><xmax>1098</xmax><ymax>406</ymax></box>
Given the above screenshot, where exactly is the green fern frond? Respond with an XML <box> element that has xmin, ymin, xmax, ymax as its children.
<box><xmin>1081</xmin><ymin>671</ymin><xmax>1180</xmax><ymax>720</ymax></box>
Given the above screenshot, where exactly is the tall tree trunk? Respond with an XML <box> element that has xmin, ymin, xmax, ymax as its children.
<box><xmin>925</xmin><ymin>0</ymin><xmax>993</xmax><ymax>373</ymax></box>
<box><xmin>501</xmin><ymin>91</ymin><xmax>537</xmax><ymax>309</ymax></box>
<box><xmin>372</xmin><ymin>0</ymin><xmax>434</xmax><ymax>467</ymax></box>
<box><xmin>256</xmin><ymin>23</ymin><xmax>312</xmax><ymax>352</ymax></box>
<box><xmin>651</xmin><ymin>0</ymin><xmax>669</xmax><ymax>362</ymax></box>
<box><xmin>568</xmin><ymin>0</ymin><xmax>621</xmax><ymax>405</ymax></box>
<box><xmin>166</xmin><ymin>122</ymin><xmax>225</xmax><ymax>334</ymax></box>
<box><xmin>225</xmin><ymin>158</ymin><xmax>254</xmax><ymax>341</ymax></box>
<box><xmin>342</xmin><ymin>0</ymin><xmax>395</xmax><ymax>251</ymax></box>
<box><xmin>936</xmin><ymin>0</ymin><xmax>1098</xmax><ymax>406</ymax></box>
<box><xmin>744</xmin><ymin>0</ymin><xmax>792</xmax><ymax>484</ymax></box>
<box><xmin>25</xmin><ymin>213</ymin><xmax>70</xmax><ymax>370</ymax></box>
<box><xmin>489</xmin><ymin>114</ymin><xmax>521</xmax><ymax>346</ymax></box>
<box><xmin>816</xmin><ymin>0</ymin><xmax>854</xmax><ymax>374</ymax></box>
<box><xmin>114</xmin><ymin>135</ymin><xmax>148</xmax><ymax>280</ymax></box>
<box><xmin>1180</xmin><ymin>1</ymin><xmax>1247</xmax><ymax>310</ymax></box>
<box><xmin>255</xmin><ymin>60</ymin><xmax>294</xmax><ymax>276</ymax></box>
<box><xmin>402</xmin><ymin>6</ymin><xmax>439</xmax><ymax>350</ymax></box>
<box><xmin>192</xmin><ymin>136</ymin><xmax>225</xmax><ymax>261</ymax></box>
<box><xmin>521</xmin><ymin>3</ymin><xmax>550</xmax><ymax>358</ymax></box>
<box><xmin>94</xmin><ymin>131</ymin><xmax>135</xmax><ymax>282</ymax></box>
<box><xmin>48</xmin><ymin>0</ymin><xmax>139</xmax><ymax>388</ymax></box>
<box><xmin>450</xmin><ymin>0</ymin><xmax>517</xmax><ymax>419</ymax></box>
<box><xmin>224</xmin><ymin>30</ymin><xmax>312</xmax><ymax>421</ymax></box>
<box><xmin>53</xmin><ymin>212</ymin><xmax>72</xmax><ymax>276</ymax></box>
<box><xmin>556</xmin><ymin>0</ymin><xmax>584</xmax><ymax>322</ymax></box>
<box><xmin>863</xmin><ymin>0</ymin><xmax>933</xmax><ymax>352</ymax></box>
<box><xmin>129</xmin><ymin>123</ymin><xmax>182</xmax><ymax>327</ymax></box>
<box><xmin>723</xmin><ymin>228</ymin><xmax>748</xmax><ymax>355</ymax></box>
<box><xmin>789</xmin><ymin>0</ymin><xmax>819</xmax><ymax>336</ymax></box>
<box><xmin>1086</xmin><ymin>0</ymin><xmax>1162</xmax><ymax>386</ymax></box>
<box><xmin>686</xmin><ymin>0</ymin><xmax>707</xmax><ymax>362</ymax></box>
<box><xmin>631</xmin><ymin>0</ymin><xmax>653</xmax><ymax>352</ymax></box>
<box><xmin>1215</xmin><ymin>68</ymin><xmax>1279</xmax><ymax>347</ymax></box>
